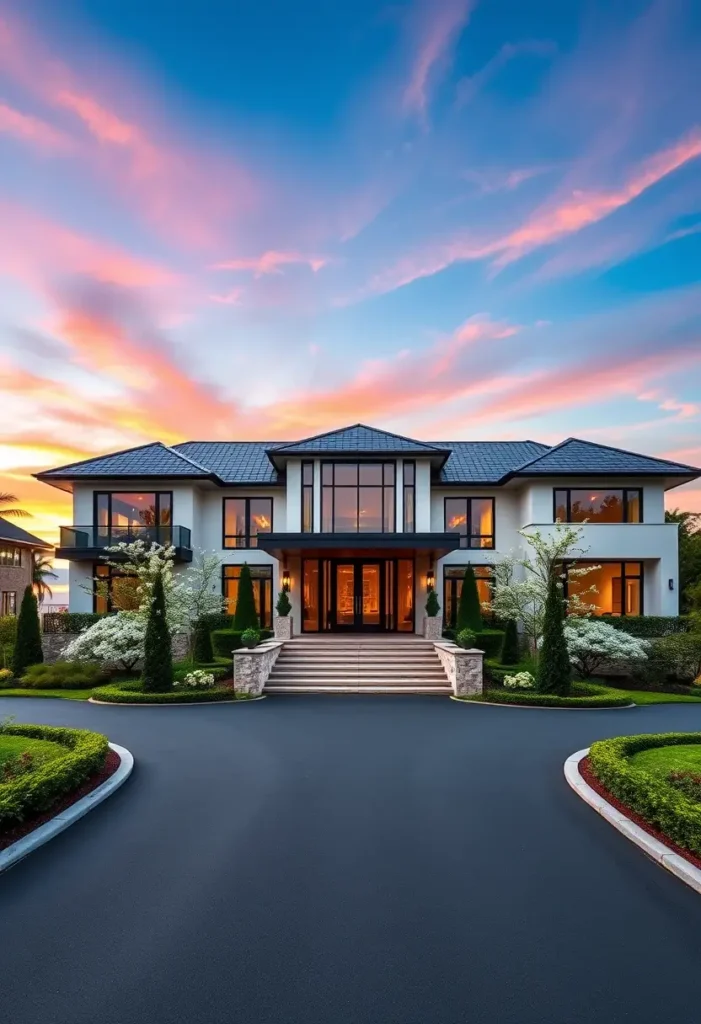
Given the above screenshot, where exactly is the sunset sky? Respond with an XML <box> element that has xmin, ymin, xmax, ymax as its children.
<box><xmin>1</xmin><ymin>0</ymin><xmax>700</xmax><ymax>575</ymax></box>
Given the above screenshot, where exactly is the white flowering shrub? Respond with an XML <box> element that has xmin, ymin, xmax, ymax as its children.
<box><xmin>562</xmin><ymin>618</ymin><xmax>649</xmax><ymax>678</ymax></box>
<box><xmin>62</xmin><ymin>613</ymin><xmax>146</xmax><ymax>671</ymax></box>
<box><xmin>176</xmin><ymin>669</ymin><xmax>215</xmax><ymax>689</ymax></box>
<box><xmin>503</xmin><ymin>671</ymin><xmax>536</xmax><ymax>690</ymax></box>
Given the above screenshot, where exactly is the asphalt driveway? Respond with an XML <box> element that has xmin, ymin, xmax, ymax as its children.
<box><xmin>3</xmin><ymin>695</ymin><xmax>701</xmax><ymax>1024</ymax></box>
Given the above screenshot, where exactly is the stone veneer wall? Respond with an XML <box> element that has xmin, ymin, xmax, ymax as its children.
<box><xmin>41</xmin><ymin>631</ymin><xmax>190</xmax><ymax>666</ymax></box>
<box><xmin>233</xmin><ymin>640</ymin><xmax>283</xmax><ymax>696</ymax></box>
<box><xmin>434</xmin><ymin>642</ymin><xmax>484</xmax><ymax>696</ymax></box>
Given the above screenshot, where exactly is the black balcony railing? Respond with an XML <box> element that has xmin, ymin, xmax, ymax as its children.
<box><xmin>59</xmin><ymin>524</ymin><xmax>192</xmax><ymax>550</ymax></box>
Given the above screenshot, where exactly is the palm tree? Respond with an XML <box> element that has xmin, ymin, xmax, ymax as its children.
<box><xmin>0</xmin><ymin>492</ymin><xmax>29</xmax><ymax>518</ymax></box>
<box><xmin>33</xmin><ymin>556</ymin><xmax>59</xmax><ymax>603</ymax></box>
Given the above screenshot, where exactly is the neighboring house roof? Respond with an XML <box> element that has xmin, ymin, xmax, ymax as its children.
<box><xmin>0</xmin><ymin>516</ymin><xmax>53</xmax><ymax>550</ymax></box>
<box><xmin>509</xmin><ymin>437</ymin><xmax>700</xmax><ymax>477</ymax></box>
<box><xmin>270</xmin><ymin>424</ymin><xmax>448</xmax><ymax>455</ymax></box>
<box><xmin>34</xmin><ymin>425</ymin><xmax>701</xmax><ymax>490</ymax></box>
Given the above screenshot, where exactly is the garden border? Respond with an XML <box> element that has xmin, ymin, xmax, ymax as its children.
<box><xmin>451</xmin><ymin>696</ymin><xmax>636</xmax><ymax>710</ymax></box>
<box><xmin>564</xmin><ymin>747</ymin><xmax>701</xmax><ymax>895</ymax></box>
<box><xmin>89</xmin><ymin>694</ymin><xmax>266</xmax><ymax>706</ymax></box>
<box><xmin>0</xmin><ymin>742</ymin><xmax>133</xmax><ymax>874</ymax></box>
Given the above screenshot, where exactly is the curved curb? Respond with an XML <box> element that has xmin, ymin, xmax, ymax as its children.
<box><xmin>450</xmin><ymin>695</ymin><xmax>636</xmax><ymax>710</ymax></box>
<box><xmin>88</xmin><ymin>695</ymin><xmax>266</xmax><ymax>706</ymax></box>
<box><xmin>564</xmin><ymin>748</ymin><xmax>701</xmax><ymax>895</ymax></box>
<box><xmin>0</xmin><ymin>742</ymin><xmax>134</xmax><ymax>874</ymax></box>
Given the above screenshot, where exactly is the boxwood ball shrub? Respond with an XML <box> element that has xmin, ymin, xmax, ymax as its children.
<box><xmin>456</xmin><ymin>629</ymin><xmax>477</xmax><ymax>649</ymax></box>
<box><xmin>21</xmin><ymin>661</ymin><xmax>108</xmax><ymax>689</ymax></box>
<box><xmin>211</xmin><ymin>629</ymin><xmax>273</xmax><ymax>659</ymax></box>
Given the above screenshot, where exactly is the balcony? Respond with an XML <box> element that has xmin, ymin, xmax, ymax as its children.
<box><xmin>57</xmin><ymin>525</ymin><xmax>193</xmax><ymax>562</ymax></box>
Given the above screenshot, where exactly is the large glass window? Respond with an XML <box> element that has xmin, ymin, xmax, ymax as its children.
<box><xmin>0</xmin><ymin>545</ymin><xmax>22</xmax><ymax>567</ymax></box>
<box><xmin>95</xmin><ymin>492</ymin><xmax>172</xmax><ymax>544</ymax></box>
<box><xmin>444</xmin><ymin>498</ymin><xmax>495</xmax><ymax>548</ymax></box>
<box><xmin>554</xmin><ymin>489</ymin><xmax>642</xmax><ymax>524</ymax></box>
<box><xmin>223</xmin><ymin>565</ymin><xmax>272</xmax><ymax>627</ymax></box>
<box><xmin>93</xmin><ymin>564</ymin><xmax>140</xmax><ymax>614</ymax></box>
<box><xmin>443</xmin><ymin>566</ymin><xmax>493</xmax><ymax>629</ymax></box>
<box><xmin>563</xmin><ymin>561</ymin><xmax>643</xmax><ymax>616</ymax></box>
<box><xmin>403</xmin><ymin>462</ymin><xmax>416</xmax><ymax>532</ymax></box>
<box><xmin>301</xmin><ymin>462</ymin><xmax>314</xmax><ymax>533</ymax></box>
<box><xmin>320</xmin><ymin>462</ymin><xmax>396</xmax><ymax>533</ymax></box>
<box><xmin>223</xmin><ymin>498</ymin><xmax>273</xmax><ymax>548</ymax></box>
<box><xmin>1</xmin><ymin>592</ymin><xmax>17</xmax><ymax>616</ymax></box>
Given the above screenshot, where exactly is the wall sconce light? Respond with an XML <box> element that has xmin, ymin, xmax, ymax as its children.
<box><xmin>282</xmin><ymin>568</ymin><xmax>291</xmax><ymax>592</ymax></box>
<box><xmin>669</xmin><ymin>578</ymin><xmax>674</xmax><ymax>591</ymax></box>
<box><xmin>426</xmin><ymin>568</ymin><xmax>435</xmax><ymax>590</ymax></box>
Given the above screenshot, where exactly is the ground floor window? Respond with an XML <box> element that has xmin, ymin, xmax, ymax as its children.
<box><xmin>93</xmin><ymin>564</ymin><xmax>140</xmax><ymax>613</ymax></box>
<box><xmin>442</xmin><ymin>566</ymin><xmax>493</xmax><ymax>630</ymax></box>
<box><xmin>1</xmin><ymin>591</ymin><xmax>17</xmax><ymax>616</ymax></box>
<box><xmin>563</xmin><ymin>561</ymin><xmax>643</xmax><ymax>616</ymax></box>
<box><xmin>223</xmin><ymin>565</ymin><xmax>273</xmax><ymax>628</ymax></box>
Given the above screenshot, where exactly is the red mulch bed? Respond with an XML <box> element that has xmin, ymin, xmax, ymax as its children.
<box><xmin>580</xmin><ymin>755</ymin><xmax>701</xmax><ymax>871</ymax></box>
<box><xmin>0</xmin><ymin>748</ymin><xmax>121</xmax><ymax>852</ymax></box>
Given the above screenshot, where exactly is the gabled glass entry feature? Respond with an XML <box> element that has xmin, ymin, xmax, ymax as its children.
<box><xmin>321</xmin><ymin>463</ymin><xmax>396</xmax><ymax>533</ymax></box>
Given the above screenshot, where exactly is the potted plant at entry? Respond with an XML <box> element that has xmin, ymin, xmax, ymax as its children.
<box><xmin>424</xmin><ymin>587</ymin><xmax>442</xmax><ymax>642</ymax></box>
<box><xmin>240</xmin><ymin>628</ymin><xmax>261</xmax><ymax>649</ymax></box>
<box><xmin>274</xmin><ymin>588</ymin><xmax>293</xmax><ymax>640</ymax></box>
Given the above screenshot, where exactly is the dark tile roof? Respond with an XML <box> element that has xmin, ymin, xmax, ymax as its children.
<box><xmin>174</xmin><ymin>442</ymin><xmax>281</xmax><ymax>484</ymax></box>
<box><xmin>38</xmin><ymin>442</ymin><xmax>213</xmax><ymax>479</ymax></box>
<box><xmin>437</xmin><ymin>441</ymin><xmax>551</xmax><ymax>483</ymax></box>
<box><xmin>271</xmin><ymin>424</ymin><xmax>447</xmax><ymax>454</ymax></box>
<box><xmin>0</xmin><ymin>516</ymin><xmax>53</xmax><ymax>549</ymax></box>
<box><xmin>512</xmin><ymin>438</ymin><xmax>699</xmax><ymax>477</ymax></box>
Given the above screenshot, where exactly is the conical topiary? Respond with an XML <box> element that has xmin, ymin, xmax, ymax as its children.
<box><xmin>276</xmin><ymin>589</ymin><xmax>292</xmax><ymax>617</ymax></box>
<box><xmin>425</xmin><ymin>587</ymin><xmax>440</xmax><ymax>617</ymax></box>
<box><xmin>13</xmin><ymin>585</ymin><xmax>43</xmax><ymax>677</ymax></box>
<box><xmin>456</xmin><ymin>566</ymin><xmax>483</xmax><ymax>633</ymax></box>
<box><xmin>537</xmin><ymin>574</ymin><xmax>571</xmax><ymax>695</ymax></box>
<box><xmin>192</xmin><ymin>617</ymin><xmax>213</xmax><ymax>663</ymax></box>
<box><xmin>141</xmin><ymin>573</ymin><xmax>173</xmax><ymax>692</ymax></box>
<box><xmin>500</xmin><ymin>619</ymin><xmax>520</xmax><ymax>665</ymax></box>
<box><xmin>233</xmin><ymin>563</ymin><xmax>259</xmax><ymax>631</ymax></box>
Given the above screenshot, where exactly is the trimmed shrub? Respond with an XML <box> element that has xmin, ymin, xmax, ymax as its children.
<box><xmin>456</xmin><ymin>567</ymin><xmax>483</xmax><ymax>633</ymax></box>
<box><xmin>0</xmin><ymin>667</ymin><xmax>14</xmax><ymax>686</ymax></box>
<box><xmin>500</xmin><ymin>620</ymin><xmax>520</xmax><ymax>665</ymax></box>
<box><xmin>588</xmin><ymin>733</ymin><xmax>701</xmax><ymax>856</ymax></box>
<box><xmin>211</xmin><ymin>628</ymin><xmax>272</xmax><ymax>659</ymax></box>
<box><xmin>647</xmin><ymin>633</ymin><xmax>701</xmax><ymax>684</ymax></box>
<box><xmin>503</xmin><ymin>671</ymin><xmax>535</xmax><ymax>690</ymax></box>
<box><xmin>241</xmin><ymin>628</ymin><xmax>260</xmax><ymax>648</ymax></box>
<box><xmin>608</xmin><ymin>616</ymin><xmax>691</xmax><ymax>638</ymax></box>
<box><xmin>141</xmin><ymin>574</ymin><xmax>173</xmax><ymax>693</ymax></box>
<box><xmin>12</xmin><ymin>586</ymin><xmax>43</xmax><ymax>677</ymax></box>
<box><xmin>456</xmin><ymin>629</ymin><xmax>477</xmax><ymax>649</ymax></box>
<box><xmin>192</xmin><ymin>617</ymin><xmax>214</xmax><ymax>664</ymax></box>
<box><xmin>233</xmin><ymin>564</ymin><xmax>259</xmax><ymax>631</ymax></box>
<box><xmin>0</xmin><ymin>723</ymin><xmax>108</xmax><ymax>827</ymax></box>
<box><xmin>92</xmin><ymin>680</ymin><xmax>244</xmax><ymax>704</ymax></box>
<box><xmin>276</xmin><ymin>589</ymin><xmax>292</xmax><ymax>617</ymax></box>
<box><xmin>563</xmin><ymin>618</ymin><xmax>649</xmax><ymax>678</ymax></box>
<box><xmin>473</xmin><ymin>628</ymin><xmax>506</xmax><ymax>659</ymax></box>
<box><xmin>42</xmin><ymin>612</ymin><xmax>106</xmax><ymax>634</ymax></box>
<box><xmin>537</xmin><ymin>576</ymin><xmax>570</xmax><ymax>695</ymax></box>
<box><xmin>425</xmin><ymin>587</ymin><xmax>440</xmax><ymax>617</ymax></box>
<box><xmin>484</xmin><ymin>656</ymin><xmax>537</xmax><ymax>686</ymax></box>
<box><xmin>461</xmin><ymin>681</ymin><xmax>631</xmax><ymax>708</ymax></box>
<box><xmin>0</xmin><ymin>615</ymin><xmax>17</xmax><ymax>646</ymax></box>
<box><xmin>20</xmin><ymin>661</ymin><xmax>108</xmax><ymax>689</ymax></box>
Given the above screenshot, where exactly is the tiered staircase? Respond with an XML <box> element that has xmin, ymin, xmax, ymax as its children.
<box><xmin>264</xmin><ymin>636</ymin><xmax>451</xmax><ymax>694</ymax></box>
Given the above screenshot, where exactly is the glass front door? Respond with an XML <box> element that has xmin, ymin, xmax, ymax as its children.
<box><xmin>332</xmin><ymin>559</ymin><xmax>384</xmax><ymax>630</ymax></box>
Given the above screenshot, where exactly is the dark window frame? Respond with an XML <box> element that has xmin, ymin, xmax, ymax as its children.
<box><xmin>443</xmin><ymin>497</ymin><xmax>496</xmax><ymax>549</ymax></box>
<box><xmin>93</xmin><ymin>491</ymin><xmax>174</xmax><ymax>540</ymax></box>
<box><xmin>92</xmin><ymin>563</ymin><xmax>139</xmax><ymax>614</ymax></box>
<box><xmin>553</xmin><ymin>488</ymin><xmax>643</xmax><ymax>524</ymax></box>
<box><xmin>222</xmin><ymin>497</ymin><xmax>274</xmax><ymax>549</ymax></box>
<box><xmin>562</xmin><ymin>560</ymin><xmax>644</xmax><ymax>616</ymax></box>
<box><xmin>0</xmin><ymin>545</ymin><xmax>22</xmax><ymax>567</ymax></box>
<box><xmin>442</xmin><ymin>565</ymin><xmax>495</xmax><ymax>630</ymax></box>
<box><xmin>320</xmin><ymin>461</ymin><xmax>396</xmax><ymax>534</ymax></box>
<box><xmin>1</xmin><ymin>591</ymin><xmax>17</xmax><ymax>616</ymax></box>
<box><xmin>403</xmin><ymin>461</ymin><xmax>416</xmax><ymax>533</ymax></box>
<box><xmin>222</xmin><ymin>564</ymin><xmax>273</xmax><ymax>627</ymax></box>
<box><xmin>301</xmin><ymin>461</ymin><xmax>314</xmax><ymax>534</ymax></box>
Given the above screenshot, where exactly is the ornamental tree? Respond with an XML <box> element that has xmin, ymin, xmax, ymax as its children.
<box><xmin>142</xmin><ymin>572</ymin><xmax>173</xmax><ymax>692</ymax></box>
<box><xmin>563</xmin><ymin>618</ymin><xmax>649</xmax><ymax>678</ymax></box>
<box><xmin>12</xmin><ymin>586</ymin><xmax>43</xmax><ymax>676</ymax></box>
<box><xmin>536</xmin><ymin>575</ymin><xmax>571</xmax><ymax>695</ymax></box>
<box><xmin>62</xmin><ymin>613</ymin><xmax>145</xmax><ymax>671</ymax></box>
<box><xmin>457</xmin><ymin>566</ymin><xmax>482</xmax><ymax>633</ymax></box>
<box><xmin>233</xmin><ymin>564</ymin><xmax>259</xmax><ymax>631</ymax></box>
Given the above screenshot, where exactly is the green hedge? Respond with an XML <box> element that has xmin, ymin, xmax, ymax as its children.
<box><xmin>42</xmin><ymin>612</ymin><xmax>106</xmax><ymax>634</ymax></box>
<box><xmin>473</xmin><ymin>629</ymin><xmax>505</xmax><ymax>659</ymax></box>
<box><xmin>20</xmin><ymin>661</ymin><xmax>108</xmax><ymax>690</ymax></box>
<box><xmin>92</xmin><ymin>680</ymin><xmax>245</xmax><ymax>704</ymax></box>
<box><xmin>461</xmin><ymin>681</ymin><xmax>632</xmax><ymax>708</ymax></box>
<box><xmin>211</xmin><ymin>628</ymin><xmax>273</xmax><ymax>659</ymax></box>
<box><xmin>0</xmin><ymin>723</ymin><xmax>109</xmax><ymax>827</ymax></box>
<box><xmin>608</xmin><ymin>616</ymin><xmax>691</xmax><ymax>638</ymax></box>
<box><xmin>588</xmin><ymin>732</ymin><xmax>701</xmax><ymax>856</ymax></box>
<box><xmin>484</xmin><ymin>657</ymin><xmax>537</xmax><ymax>685</ymax></box>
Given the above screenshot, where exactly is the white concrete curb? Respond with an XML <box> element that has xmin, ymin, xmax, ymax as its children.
<box><xmin>451</xmin><ymin>696</ymin><xmax>636</xmax><ymax>710</ymax></box>
<box><xmin>89</xmin><ymin>695</ymin><xmax>266</xmax><ymax>706</ymax></box>
<box><xmin>564</xmin><ymin>747</ymin><xmax>701</xmax><ymax>895</ymax></box>
<box><xmin>0</xmin><ymin>742</ymin><xmax>134</xmax><ymax>874</ymax></box>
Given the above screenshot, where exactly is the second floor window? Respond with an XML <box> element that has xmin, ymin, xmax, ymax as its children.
<box><xmin>321</xmin><ymin>462</ymin><xmax>395</xmax><ymax>533</ymax></box>
<box><xmin>95</xmin><ymin>492</ymin><xmax>172</xmax><ymax>542</ymax></box>
<box><xmin>403</xmin><ymin>462</ymin><xmax>416</xmax><ymax>532</ymax></box>
<box><xmin>223</xmin><ymin>497</ymin><xmax>273</xmax><ymax>548</ymax></box>
<box><xmin>554</xmin><ymin>489</ymin><xmax>642</xmax><ymax>524</ymax></box>
<box><xmin>445</xmin><ymin>497</ymin><xmax>495</xmax><ymax>549</ymax></box>
<box><xmin>0</xmin><ymin>545</ymin><xmax>22</xmax><ymax>566</ymax></box>
<box><xmin>301</xmin><ymin>462</ymin><xmax>314</xmax><ymax>533</ymax></box>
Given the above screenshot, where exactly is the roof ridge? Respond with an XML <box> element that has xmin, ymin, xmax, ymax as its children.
<box><xmin>271</xmin><ymin>422</ymin><xmax>446</xmax><ymax>453</ymax></box>
<box><xmin>161</xmin><ymin>444</ymin><xmax>212</xmax><ymax>474</ymax></box>
<box><xmin>509</xmin><ymin>437</ymin><xmax>570</xmax><ymax>473</ymax></box>
<box><xmin>0</xmin><ymin>516</ymin><xmax>53</xmax><ymax>548</ymax></box>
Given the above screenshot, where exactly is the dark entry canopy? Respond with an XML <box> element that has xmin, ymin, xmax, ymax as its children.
<box><xmin>256</xmin><ymin>532</ymin><xmax>462</xmax><ymax>560</ymax></box>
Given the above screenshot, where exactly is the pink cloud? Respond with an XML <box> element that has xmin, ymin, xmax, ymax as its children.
<box><xmin>0</xmin><ymin>100</ymin><xmax>72</xmax><ymax>152</ymax></box>
<box><xmin>455</xmin><ymin>39</ymin><xmax>555</xmax><ymax>107</ymax></box>
<box><xmin>213</xmin><ymin>251</ymin><xmax>327</xmax><ymax>276</ymax></box>
<box><xmin>403</xmin><ymin>0</ymin><xmax>473</xmax><ymax>121</ymax></box>
<box><xmin>209</xmin><ymin>288</ymin><xmax>243</xmax><ymax>306</ymax></box>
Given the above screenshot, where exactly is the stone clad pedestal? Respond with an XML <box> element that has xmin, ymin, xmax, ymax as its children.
<box><xmin>423</xmin><ymin>615</ymin><xmax>442</xmax><ymax>642</ymax></box>
<box><xmin>233</xmin><ymin>641</ymin><xmax>283</xmax><ymax>696</ymax></box>
<box><xmin>434</xmin><ymin>643</ymin><xmax>484</xmax><ymax>696</ymax></box>
<box><xmin>274</xmin><ymin>616</ymin><xmax>293</xmax><ymax>641</ymax></box>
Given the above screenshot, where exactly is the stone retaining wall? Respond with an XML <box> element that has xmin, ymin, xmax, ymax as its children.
<box><xmin>233</xmin><ymin>640</ymin><xmax>283</xmax><ymax>696</ymax></box>
<box><xmin>434</xmin><ymin>642</ymin><xmax>484</xmax><ymax>696</ymax></box>
<box><xmin>41</xmin><ymin>631</ymin><xmax>189</xmax><ymax>666</ymax></box>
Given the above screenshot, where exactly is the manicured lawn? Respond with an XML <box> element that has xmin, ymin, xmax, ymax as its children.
<box><xmin>0</xmin><ymin>733</ymin><xmax>67</xmax><ymax>769</ymax></box>
<box><xmin>604</xmin><ymin>687</ymin><xmax>701</xmax><ymax>706</ymax></box>
<box><xmin>630</xmin><ymin>743</ymin><xmax>701</xmax><ymax>775</ymax></box>
<box><xmin>0</xmin><ymin>688</ymin><xmax>95</xmax><ymax>701</ymax></box>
